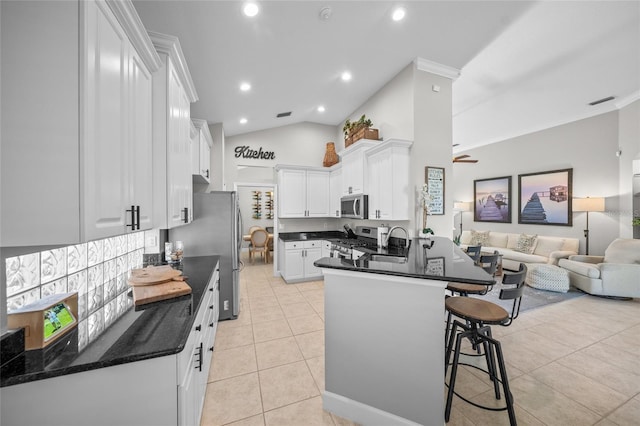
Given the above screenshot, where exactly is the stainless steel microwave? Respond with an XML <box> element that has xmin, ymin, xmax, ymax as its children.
<box><xmin>341</xmin><ymin>194</ymin><xmax>368</xmax><ymax>219</ymax></box>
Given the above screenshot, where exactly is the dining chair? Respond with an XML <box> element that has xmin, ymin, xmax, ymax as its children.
<box><xmin>249</xmin><ymin>228</ymin><xmax>269</xmax><ymax>264</ymax></box>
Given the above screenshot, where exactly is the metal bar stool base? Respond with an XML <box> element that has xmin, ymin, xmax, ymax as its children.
<box><xmin>445</xmin><ymin>320</ymin><xmax>517</xmax><ymax>426</ymax></box>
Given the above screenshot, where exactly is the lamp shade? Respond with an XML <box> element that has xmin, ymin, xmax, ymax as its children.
<box><xmin>453</xmin><ymin>202</ymin><xmax>471</xmax><ymax>212</ymax></box>
<box><xmin>573</xmin><ymin>197</ymin><xmax>605</xmax><ymax>212</ymax></box>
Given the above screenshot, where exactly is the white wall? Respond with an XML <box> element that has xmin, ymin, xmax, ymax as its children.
<box><xmin>451</xmin><ymin>110</ymin><xmax>623</xmax><ymax>256</ymax></box>
<box><xmin>335</xmin><ymin>62</ymin><xmax>455</xmax><ymax>237</ymax></box>
<box><xmin>617</xmin><ymin>99</ymin><xmax>640</xmax><ymax>237</ymax></box>
<box><xmin>208</xmin><ymin>122</ymin><xmax>225</xmax><ymax>191</ymax></box>
<box><xmin>237</xmin><ymin>185</ymin><xmax>274</xmax><ymax>238</ymax></box>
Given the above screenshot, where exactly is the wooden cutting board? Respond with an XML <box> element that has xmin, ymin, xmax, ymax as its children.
<box><xmin>132</xmin><ymin>280</ymin><xmax>192</xmax><ymax>306</ymax></box>
<box><xmin>129</xmin><ymin>265</ymin><xmax>183</xmax><ymax>286</ymax></box>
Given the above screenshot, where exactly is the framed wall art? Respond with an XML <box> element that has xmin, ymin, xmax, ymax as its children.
<box><xmin>425</xmin><ymin>166</ymin><xmax>444</xmax><ymax>215</ymax></box>
<box><xmin>473</xmin><ymin>176</ymin><xmax>511</xmax><ymax>223</ymax></box>
<box><xmin>518</xmin><ymin>168</ymin><xmax>572</xmax><ymax>226</ymax></box>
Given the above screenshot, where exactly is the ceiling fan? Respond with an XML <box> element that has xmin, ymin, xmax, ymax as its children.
<box><xmin>453</xmin><ymin>154</ymin><xmax>478</xmax><ymax>163</ymax></box>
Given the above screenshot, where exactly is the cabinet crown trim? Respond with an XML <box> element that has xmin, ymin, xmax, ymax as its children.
<box><xmin>337</xmin><ymin>139</ymin><xmax>378</xmax><ymax>157</ymax></box>
<box><xmin>414</xmin><ymin>57</ymin><xmax>461</xmax><ymax>81</ymax></box>
<box><xmin>192</xmin><ymin>119</ymin><xmax>213</xmax><ymax>147</ymax></box>
<box><xmin>364</xmin><ymin>139</ymin><xmax>413</xmax><ymax>156</ymax></box>
<box><xmin>106</xmin><ymin>0</ymin><xmax>161</xmax><ymax>72</ymax></box>
<box><xmin>148</xmin><ymin>31</ymin><xmax>199</xmax><ymax>103</ymax></box>
<box><xmin>275</xmin><ymin>165</ymin><xmax>330</xmax><ymax>173</ymax></box>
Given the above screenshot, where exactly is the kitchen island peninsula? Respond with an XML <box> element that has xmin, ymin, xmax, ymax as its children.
<box><xmin>314</xmin><ymin>237</ymin><xmax>495</xmax><ymax>426</ymax></box>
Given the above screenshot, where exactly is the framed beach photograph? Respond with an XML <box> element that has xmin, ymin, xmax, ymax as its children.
<box><xmin>473</xmin><ymin>176</ymin><xmax>512</xmax><ymax>223</ymax></box>
<box><xmin>425</xmin><ymin>166</ymin><xmax>445</xmax><ymax>215</ymax></box>
<box><xmin>518</xmin><ymin>168</ymin><xmax>573</xmax><ymax>226</ymax></box>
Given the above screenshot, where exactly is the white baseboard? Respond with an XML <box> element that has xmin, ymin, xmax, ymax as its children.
<box><xmin>322</xmin><ymin>391</ymin><xmax>427</xmax><ymax>426</ymax></box>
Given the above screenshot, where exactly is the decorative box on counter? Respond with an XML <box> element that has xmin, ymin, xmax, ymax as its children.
<box><xmin>7</xmin><ymin>292</ymin><xmax>78</xmax><ymax>351</ymax></box>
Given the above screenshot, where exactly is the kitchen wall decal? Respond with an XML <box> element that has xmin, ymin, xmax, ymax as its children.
<box><xmin>474</xmin><ymin>175</ymin><xmax>512</xmax><ymax>223</ymax></box>
<box><xmin>235</xmin><ymin>145</ymin><xmax>276</xmax><ymax>160</ymax></box>
<box><xmin>425</xmin><ymin>166</ymin><xmax>444</xmax><ymax>215</ymax></box>
<box><xmin>518</xmin><ymin>168</ymin><xmax>573</xmax><ymax>226</ymax></box>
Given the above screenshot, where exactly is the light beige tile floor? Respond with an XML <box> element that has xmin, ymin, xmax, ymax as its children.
<box><xmin>201</xmin><ymin>254</ymin><xmax>640</xmax><ymax>425</ymax></box>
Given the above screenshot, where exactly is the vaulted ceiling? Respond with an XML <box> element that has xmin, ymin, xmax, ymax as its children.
<box><xmin>133</xmin><ymin>1</ymin><xmax>640</xmax><ymax>151</ymax></box>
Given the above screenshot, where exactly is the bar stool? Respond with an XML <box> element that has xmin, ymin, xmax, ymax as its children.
<box><xmin>465</xmin><ymin>244</ymin><xmax>483</xmax><ymax>263</ymax></box>
<box><xmin>444</xmin><ymin>263</ymin><xmax>527</xmax><ymax>426</ymax></box>
<box><xmin>445</xmin><ymin>251</ymin><xmax>500</xmax><ymax>349</ymax></box>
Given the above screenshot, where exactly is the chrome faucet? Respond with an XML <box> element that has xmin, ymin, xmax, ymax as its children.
<box><xmin>382</xmin><ymin>226</ymin><xmax>409</xmax><ymax>249</ymax></box>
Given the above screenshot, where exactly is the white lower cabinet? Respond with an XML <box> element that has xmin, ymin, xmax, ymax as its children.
<box><xmin>281</xmin><ymin>240</ymin><xmax>324</xmax><ymax>283</ymax></box>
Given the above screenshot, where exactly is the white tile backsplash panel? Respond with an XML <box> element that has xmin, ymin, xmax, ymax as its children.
<box><xmin>5</xmin><ymin>253</ymin><xmax>40</xmax><ymax>297</ymax></box>
<box><xmin>41</xmin><ymin>247</ymin><xmax>67</xmax><ymax>284</ymax></box>
<box><xmin>4</xmin><ymin>231</ymin><xmax>147</xmax><ymax>350</ymax></box>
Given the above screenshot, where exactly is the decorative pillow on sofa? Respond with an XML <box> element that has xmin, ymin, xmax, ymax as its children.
<box><xmin>469</xmin><ymin>230</ymin><xmax>490</xmax><ymax>246</ymax></box>
<box><xmin>515</xmin><ymin>233</ymin><xmax>538</xmax><ymax>254</ymax></box>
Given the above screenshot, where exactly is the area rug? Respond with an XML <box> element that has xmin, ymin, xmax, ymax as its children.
<box><xmin>470</xmin><ymin>282</ymin><xmax>585</xmax><ymax>313</ymax></box>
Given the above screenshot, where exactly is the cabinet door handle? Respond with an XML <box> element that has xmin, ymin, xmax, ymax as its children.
<box><xmin>195</xmin><ymin>342</ymin><xmax>203</xmax><ymax>372</ymax></box>
<box><xmin>209</xmin><ymin>287</ymin><xmax>214</xmax><ymax>292</ymax></box>
<box><xmin>182</xmin><ymin>207</ymin><xmax>189</xmax><ymax>223</ymax></box>
<box><xmin>135</xmin><ymin>205</ymin><xmax>141</xmax><ymax>230</ymax></box>
<box><xmin>209</xmin><ymin>305</ymin><xmax>214</xmax><ymax>310</ymax></box>
<box><xmin>195</xmin><ymin>324</ymin><xmax>202</xmax><ymax>332</ymax></box>
<box><xmin>126</xmin><ymin>205</ymin><xmax>136</xmax><ymax>230</ymax></box>
<box><xmin>209</xmin><ymin>322</ymin><xmax>214</xmax><ymax>327</ymax></box>
<box><xmin>206</xmin><ymin>169</ymin><xmax>209</xmax><ymax>179</ymax></box>
<box><xmin>209</xmin><ymin>346</ymin><xmax>214</xmax><ymax>352</ymax></box>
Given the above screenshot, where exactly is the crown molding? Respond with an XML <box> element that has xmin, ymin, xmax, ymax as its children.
<box><xmin>106</xmin><ymin>0</ymin><xmax>161</xmax><ymax>72</ymax></box>
<box><xmin>615</xmin><ymin>90</ymin><xmax>640</xmax><ymax>109</ymax></box>
<box><xmin>414</xmin><ymin>57</ymin><xmax>460</xmax><ymax>81</ymax></box>
<box><xmin>148</xmin><ymin>31</ymin><xmax>199</xmax><ymax>103</ymax></box>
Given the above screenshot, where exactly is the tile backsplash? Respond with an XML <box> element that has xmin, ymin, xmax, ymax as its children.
<box><xmin>5</xmin><ymin>232</ymin><xmax>146</xmax><ymax>350</ymax></box>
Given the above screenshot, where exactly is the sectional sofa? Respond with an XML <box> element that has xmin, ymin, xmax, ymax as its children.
<box><xmin>459</xmin><ymin>230</ymin><xmax>579</xmax><ymax>271</ymax></box>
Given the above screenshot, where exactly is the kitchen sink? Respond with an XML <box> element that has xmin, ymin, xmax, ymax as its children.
<box><xmin>367</xmin><ymin>254</ymin><xmax>407</xmax><ymax>264</ymax></box>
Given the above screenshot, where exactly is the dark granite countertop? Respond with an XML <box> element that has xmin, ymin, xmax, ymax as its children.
<box><xmin>278</xmin><ymin>230</ymin><xmax>346</xmax><ymax>241</ymax></box>
<box><xmin>314</xmin><ymin>237</ymin><xmax>496</xmax><ymax>285</ymax></box>
<box><xmin>1</xmin><ymin>256</ymin><xmax>219</xmax><ymax>388</ymax></box>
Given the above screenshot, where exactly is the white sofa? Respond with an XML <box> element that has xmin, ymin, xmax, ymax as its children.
<box><xmin>558</xmin><ymin>238</ymin><xmax>640</xmax><ymax>298</ymax></box>
<box><xmin>459</xmin><ymin>230</ymin><xmax>579</xmax><ymax>271</ymax></box>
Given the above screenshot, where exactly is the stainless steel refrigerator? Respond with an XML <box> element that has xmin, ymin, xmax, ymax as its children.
<box><xmin>169</xmin><ymin>191</ymin><xmax>242</xmax><ymax>320</ymax></box>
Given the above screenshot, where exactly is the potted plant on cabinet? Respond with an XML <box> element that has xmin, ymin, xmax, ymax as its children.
<box><xmin>343</xmin><ymin>114</ymin><xmax>379</xmax><ymax>147</ymax></box>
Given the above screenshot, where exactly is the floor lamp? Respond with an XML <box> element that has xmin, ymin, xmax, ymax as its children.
<box><xmin>453</xmin><ymin>202</ymin><xmax>471</xmax><ymax>242</ymax></box>
<box><xmin>573</xmin><ymin>197</ymin><xmax>605</xmax><ymax>255</ymax></box>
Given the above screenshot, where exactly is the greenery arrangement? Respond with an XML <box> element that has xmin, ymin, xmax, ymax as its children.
<box><xmin>343</xmin><ymin>114</ymin><xmax>373</xmax><ymax>138</ymax></box>
<box><xmin>633</xmin><ymin>217</ymin><xmax>640</xmax><ymax>226</ymax></box>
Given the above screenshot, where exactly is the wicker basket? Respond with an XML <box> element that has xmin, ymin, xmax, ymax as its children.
<box><xmin>345</xmin><ymin>127</ymin><xmax>379</xmax><ymax>147</ymax></box>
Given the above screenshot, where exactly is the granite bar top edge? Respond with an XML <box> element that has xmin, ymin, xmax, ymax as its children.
<box><xmin>314</xmin><ymin>237</ymin><xmax>495</xmax><ymax>285</ymax></box>
<box><xmin>1</xmin><ymin>255</ymin><xmax>220</xmax><ymax>388</ymax></box>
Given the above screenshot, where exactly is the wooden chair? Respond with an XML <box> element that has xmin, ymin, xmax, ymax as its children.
<box><xmin>249</xmin><ymin>228</ymin><xmax>269</xmax><ymax>264</ymax></box>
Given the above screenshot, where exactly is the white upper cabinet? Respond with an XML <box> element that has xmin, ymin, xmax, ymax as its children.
<box><xmin>0</xmin><ymin>0</ymin><xmax>160</xmax><ymax>246</ymax></box>
<box><xmin>366</xmin><ymin>139</ymin><xmax>413</xmax><ymax>221</ymax></box>
<box><xmin>276</xmin><ymin>166</ymin><xmax>330</xmax><ymax>218</ymax></box>
<box><xmin>149</xmin><ymin>31</ymin><xmax>198</xmax><ymax>229</ymax></box>
<box><xmin>338</xmin><ymin>140</ymin><xmax>377</xmax><ymax>196</ymax></box>
<box><xmin>191</xmin><ymin>119</ymin><xmax>212</xmax><ymax>184</ymax></box>
<box><xmin>329</xmin><ymin>165</ymin><xmax>342</xmax><ymax>218</ymax></box>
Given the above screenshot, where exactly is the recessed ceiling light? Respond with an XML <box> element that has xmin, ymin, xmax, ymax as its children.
<box><xmin>240</xmin><ymin>82</ymin><xmax>251</xmax><ymax>92</ymax></box>
<box><xmin>239</xmin><ymin>118</ymin><xmax>248</xmax><ymax>124</ymax></box>
<box><xmin>243</xmin><ymin>2</ymin><xmax>259</xmax><ymax>17</ymax></box>
<box><xmin>341</xmin><ymin>71</ymin><xmax>352</xmax><ymax>82</ymax></box>
<box><xmin>317</xmin><ymin>105</ymin><xmax>325</xmax><ymax>113</ymax></box>
<box><xmin>392</xmin><ymin>7</ymin><xmax>406</xmax><ymax>22</ymax></box>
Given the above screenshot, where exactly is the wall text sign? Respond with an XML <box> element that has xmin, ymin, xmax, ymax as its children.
<box><xmin>235</xmin><ymin>146</ymin><xmax>276</xmax><ymax>160</ymax></box>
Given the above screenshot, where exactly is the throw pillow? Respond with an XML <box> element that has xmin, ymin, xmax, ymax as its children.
<box><xmin>515</xmin><ymin>233</ymin><xmax>538</xmax><ymax>254</ymax></box>
<box><xmin>469</xmin><ymin>230</ymin><xmax>490</xmax><ymax>246</ymax></box>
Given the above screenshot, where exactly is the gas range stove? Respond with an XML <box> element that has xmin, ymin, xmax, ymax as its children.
<box><xmin>330</xmin><ymin>236</ymin><xmax>378</xmax><ymax>259</ymax></box>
